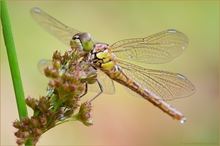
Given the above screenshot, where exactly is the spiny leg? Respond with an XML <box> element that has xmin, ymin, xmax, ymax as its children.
<box><xmin>79</xmin><ymin>83</ymin><xmax>88</xmax><ymax>98</ymax></box>
<box><xmin>88</xmin><ymin>79</ymin><xmax>103</xmax><ymax>103</ymax></box>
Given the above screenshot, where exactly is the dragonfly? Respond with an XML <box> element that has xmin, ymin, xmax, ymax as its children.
<box><xmin>31</xmin><ymin>7</ymin><xmax>196</xmax><ymax>123</ymax></box>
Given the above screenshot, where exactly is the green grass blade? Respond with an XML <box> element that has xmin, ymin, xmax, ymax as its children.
<box><xmin>1</xmin><ymin>1</ymin><xmax>32</xmax><ymax>145</ymax></box>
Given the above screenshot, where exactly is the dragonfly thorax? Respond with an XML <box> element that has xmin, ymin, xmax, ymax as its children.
<box><xmin>90</xmin><ymin>44</ymin><xmax>118</xmax><ymax>72</ymax></box>
<box><xmin>71</xmin><ymin>32</ymin><xmax>94</xmax><ymax>52</ymax></box>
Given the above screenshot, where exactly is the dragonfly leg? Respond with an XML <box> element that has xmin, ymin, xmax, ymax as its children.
<box><xmin>79</xmin><ymin>83</ymin><xmax>88</xmax><ymax>98</ymax></box>
<box><xmin>88</xmin><ymin>79</ymin><xmax>103</xmax><ymax>103</ymax></box>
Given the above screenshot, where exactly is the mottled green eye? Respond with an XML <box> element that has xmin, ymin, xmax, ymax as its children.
<box><xmin>79</xmin><ymin>33</ymin><xmax>94</xmax><ymax>52</ymax></box>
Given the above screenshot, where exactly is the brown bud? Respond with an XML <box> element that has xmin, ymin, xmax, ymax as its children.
<box><xmin>30</xmin><ymin>117</ymin><xmax>39</xmax><ymax>127</ymax></box>
<box><xmin>51</xmin><ymin>68</ymin><xmax>59</xmax><ymax>78</ymax></box>
<box><xmin>13</xmin><ymin>120</ymin><xmax>20</xmax><ymax>128</ymax></box>
<box><xmin>54</xmin><ymin>78</ymin><xmax>62</xmax><ymax>87</ymax></box>
<box><xmin>21</xmin><ymin>117</ymin><xmax>29</xmax><ymax>125</ymax></box>
<box><xmin>48</xmin><ymin>80</ymin><xmax>56</xmax><ymax>87</ymax></box>
<box><xmin>25</xmin><ymin>96</ymin><xmax>37</xmax><ymax>110</ymax></box>
<box><xmin>53</xmin><ymin>60</ymin><xmax>61</xmax><ymax>69</ymax></box>
<box><xmin>53</xmin><ymin>50</ymin><xmax>61</xmax><ymax>60</ymax></box>
<box><xmin>16</xmin><ymin>138</ymin><xmax>26</xmax><ymax>145</ymax></box>
<box><xmin>44</xmin><ymin>66</ymin><xmax>52</xmax><ymax>77</ymax></box>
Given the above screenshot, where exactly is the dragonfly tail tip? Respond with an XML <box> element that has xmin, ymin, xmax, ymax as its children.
<box><xmin>180</xmin><ymin>117</ymin><xmax>186</xmax><ymax>124</ymax></box>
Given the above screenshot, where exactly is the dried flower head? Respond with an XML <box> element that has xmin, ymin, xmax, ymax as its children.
<box><xmin>13</xmin><ymin>48</ymin><xmax>97</xmax><ymax>145</ymax></box>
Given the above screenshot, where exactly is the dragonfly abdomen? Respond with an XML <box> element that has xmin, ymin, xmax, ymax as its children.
<box><xmin>106</xmin><ymin>66</ymin><xmax>186</xmax><ymax>123</ymax></box>
<box><xmin>91</xmin><ymin>43</ymin><xmax>187</xmax><ymax>123</ymax></box>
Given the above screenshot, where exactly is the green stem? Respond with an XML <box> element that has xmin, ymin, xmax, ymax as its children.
<box><xmin>1</xmin><ymin>1</ymin><xmax>32</xmax><ymax>146</ymax></box>
<box><xmin>1</xmin><ymin>0</ymin><xmax>27</xmax><ymax>121</ymax></box>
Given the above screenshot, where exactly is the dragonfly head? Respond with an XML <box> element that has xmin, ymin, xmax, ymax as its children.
<box><xmin>71</xmin><ymin>32</ymin><xmax>94</xmax><ymax>52</ymax></box>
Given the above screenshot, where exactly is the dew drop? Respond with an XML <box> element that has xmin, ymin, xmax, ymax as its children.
<box><xmin>182</xmin><ymin>46</ymin><xmax>185</xmax><ymax>50</ymax></box>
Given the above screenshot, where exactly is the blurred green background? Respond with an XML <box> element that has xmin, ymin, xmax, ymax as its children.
<box><xmin>1</xmin><ymin>1</ymin><xmax>219</xmax><ymax>146</ymax></box>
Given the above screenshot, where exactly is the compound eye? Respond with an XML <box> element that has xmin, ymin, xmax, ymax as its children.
<box><xmin>79</xmin><ymin>33</ymin><xmax>91</xmax><ymax>43</ymax></box>
<box><xmin>78</xmin><ymin>33</ymin><xmax>93</xmax><ymax>52</ymax></box>
<box><xmin>72</xmin><ymin>33</ymin><xmax>81</xmax><ymax>40</ymax></box>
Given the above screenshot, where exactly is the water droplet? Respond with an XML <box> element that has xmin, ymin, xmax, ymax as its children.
<box><xmin>182</xmin><ymin>46</ymin><xmax>185</xmax><ymax>50</ymax></box>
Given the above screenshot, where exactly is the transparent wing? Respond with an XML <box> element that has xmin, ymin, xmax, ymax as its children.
<box><xmin>38</xmin><ymin>59</ymin><xmax>53</xmax><ymax>74</ymax></box>
<box><xmin>111</xmin><ymin>29</ymin><xmax>189</xmax><ymax>64</ymax></box>
<box><xmin>117</xmin><ymin>60</ymin><xmax>196</xmax><ymax>101</ymax></box>
<box><xmin>88</xmin><ymin>70</ymin><xmax>115</xmax><ymax>94</ymax></box>
<box><xmin>38</xmin><ymin>60</ymin><xmax>115</xmax><ymax>94</ymax></box>
<box><xmin>30</xmin><ymin>7</ymin><xmax>80</xmax><ymax>45</ymax></box>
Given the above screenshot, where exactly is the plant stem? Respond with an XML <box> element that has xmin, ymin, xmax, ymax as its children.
<box><xmin>1</xmin><ymin>1</ymin><xmax>32</xmax><ymax>145</ymax></box>
<box><xmin>1</xmin><ymin>0</ymin><xmax>28</xmax><ymax>120</ymax></box>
